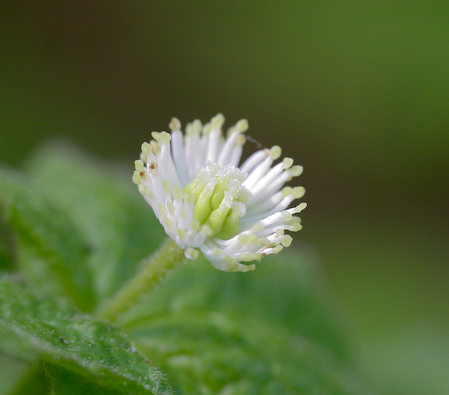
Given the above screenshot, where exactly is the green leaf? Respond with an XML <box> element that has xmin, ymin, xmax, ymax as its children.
<box><xmin>0</xmin><ymin>354</ymin><xmax>29</xmax><ymax>395</ymax></box>
<box><xmin>0</xmin><ymin>276</ymin><xmax>173</xmax><ymax>395</ymax></box>
<box><xmin>25</xmin><ymin>143</ymin><xmax>165</xmax><ymax>304</ymax></box>
<box><xmin>135</xmin><ymin>314</ymin><xmax>367</xmax><ymax>395</ymax></box>
<box><xmin>0</xmin><ymin>232</ymin><xmax>12</xmax><ymax>271</ymax></box>
<box><xmin>45</xmin><ymin>362</ymin><xmax>124</xmax><ymax>395</ymax></box>
<box><xmin>121</xmin><ymin>253</ymin><xmax>373</xmax><ymax>394</ymax></box>
<box><xmin>7</xmin><ymin>363</ymin><xmax>50</xmax><ymax>395</ymax></box>
<box><xmin>0</xmin><ymin>168</ymin><xmax>95</xmax><ymax>311</ymax></box>
<box><xmin>0</xmin><ymin>216</ymin><xmax>14</xmax><ymax>271</ymax></box>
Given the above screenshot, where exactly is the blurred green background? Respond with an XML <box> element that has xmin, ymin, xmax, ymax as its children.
<box><xmin>1</xmin><ymin>1</ymin><xmax>448</xmax><ymax>394</ymax></box>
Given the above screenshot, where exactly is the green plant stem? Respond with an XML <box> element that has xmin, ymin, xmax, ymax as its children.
<box><xmin>98</xmin><ymin>238</ymin><xmax>185</xmax><ymax>323</ymax></box>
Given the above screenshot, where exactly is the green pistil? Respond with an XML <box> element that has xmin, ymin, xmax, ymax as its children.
<box><xmin>215</xmin><ymin>206</ymin><xmax>242</xmax><ymax>239</ymax></box>
<box><xmin>210</xmin><ymin>178</ymin><xmax>226</xmax><ymax>210</ymax></box>
<box><xmin>184</xmin><ymin>169</ymin><xmax>245</xmax><ymax>240</ymax></box>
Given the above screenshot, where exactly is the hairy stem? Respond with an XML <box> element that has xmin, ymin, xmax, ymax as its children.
<box><xmin>98</xmin><ymin>238</ymin><xmax>185</xmax><ymax>323</ymax></box>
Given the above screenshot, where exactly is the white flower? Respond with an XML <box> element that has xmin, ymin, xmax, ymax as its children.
<box><xmin>133</xmin><ymin>114</ymin><xmax>306</xmax><ymax>272</ymax></box>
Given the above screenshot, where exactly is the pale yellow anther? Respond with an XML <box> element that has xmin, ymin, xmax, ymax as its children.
<box><xmin>281</xmin><ymin>235</ymin><xmax>292</xmax><ymax>247</ymax></box>
<box><xmin>202</xmin><ymin>123</ymin><xmax>212</xmax><ymax>136</ymax></box>
<box><xmin>151</xmin><ymin>131</ymin><xmax>171</xmax><ymax>144</ymax></box>
<box><xmin>289</xmin><ymin>219</ymin><xmax>303</xmax><ymax>232</ymax></box>
<box><xmin>289</xmin><ymin>165</ymin><xmax>303</xmax><ymax>177</ymax></box>
<box><xmin>169</xmin><ymin>117</ymin><xmax>181</xmax><ymax>131</ymax></box>
<box><xmin>191</xmin><ymin>120</ymin><xmax>202</xmax><ymax>135</ymax></box>
<box><xmin>135</xmin><ymin>160</ymin><xmax>145</xmax><ymax>172</ymax></box>
<box><xmin>293</xmin><ymin>202</ymin><xmax>307</xmax><ymax>213</ymax></box>
<box><xmin>224</xmin><ymin>255</ymin><xmax>237</xmax><ymax>264</ymax></box>
<box><xmin>293</xmin><ymin>223</ymin><xmax>303</xmax><ymax>232</ymax></box>
<box><xmin>273</xmin><ymin>245</ymin><xmax>284</xmax><ymax>254</ymax></box>
<box><xmin>270</xmin><ymin>145</ymin><xmax>282</xmax><ymax>160</ymax></box>
<box><xmin>275</xmin><ymin>229</ymin><xmax>285</xmax><ymax>238</ymax></box>
<box><xmin>141</xmin><ymin>142</ymin><xmax>152</xmax><ymax>156</ymax></box>
<box><xmin>176</xmin><ymin>228</ymin><xmax>186</xmax><ymax>239</ymax></box>
<box><xmin>185</xmin><ymin>248</ymin><xmax>199</xmax><ymax>260</ymax></box>
<box><xmin>226</xmin><ymin>118</ymin><xmax>248</xmax><ymax>137</ymax></box>
<box><xmin>293</xmin><ymin>187</ymin><xmax>306</xmax><ymax>199</ymax></box>
<box><xmin>225</xmin><ymin>261</ymin><xmax>255</xmax><ymax>272</ymax></box>
<box><xmin>236</xmin><ymin>119</ymin><xmax>249</xmax><ymax>132</ymax></box>
<box><xmin>282</xmin><ymin>211</ymin><xmax>293</xmax><ymax>221</ymax></box>
<box><xmin>211</xmin><ymin>113</ymin><xmax>225</xmax><ymax>130</ymax></box>
<box><xmin>132</xmin><ymin>171</ymin><xmax>142</xmax><ymax>185</ymax></box>
<box><xmin>282</xmin><ymin>157</ymin><xmax>294</xmax><ymax>169</ymax></box>
<box><xmin>224</xmin><ymin>261</ymin><xmax>238</xmax><ymax>271</ymax></box>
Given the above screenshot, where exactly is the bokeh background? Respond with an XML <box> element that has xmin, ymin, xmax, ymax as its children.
<box><xmin>1</xmin><ymin>1</ymin><xmax>448</xmax><ymax>394</ymax></box>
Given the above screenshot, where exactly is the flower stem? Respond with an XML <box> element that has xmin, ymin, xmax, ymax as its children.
<box><xmin>98</xmin><ymin>238</ymin><xmax>185</xmax><ymax>323</ymax></box>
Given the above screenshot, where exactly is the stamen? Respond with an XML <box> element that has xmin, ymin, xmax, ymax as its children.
<box><xmin>169</xmin><ymin>117</ymin><xmax>181</xmax><ymax>131</ymax></box>
<box><xmin>151</xmin><ymin>131</ymin><xmax>171</xmax><ymax>144</ymax></box>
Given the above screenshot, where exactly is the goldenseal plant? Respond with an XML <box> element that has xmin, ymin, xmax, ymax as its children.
<box><xmin>133</xmin><ymin>114</ymin><xmax>306</xmax><ymax>273</ymax></box>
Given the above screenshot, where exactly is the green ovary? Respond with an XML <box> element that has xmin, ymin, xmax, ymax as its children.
<box><xmin>184</xmin><ymin>172</ymin><xmax>246</xmax><ymax>240</ymax></box>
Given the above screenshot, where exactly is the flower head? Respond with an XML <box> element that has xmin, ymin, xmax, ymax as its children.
<box><xmin>133</xmin><ymin>114</ymin><xmax>306</xmax><ymax>272</ymax></box>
